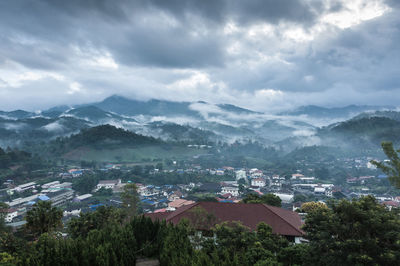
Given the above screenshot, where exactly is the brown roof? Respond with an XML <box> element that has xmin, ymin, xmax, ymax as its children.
<box><xmin>145</xmin><ymin>202</ymin><xmax>303</xmax><ymax>237</ymax></box>
<box><xmin>168</xmin><ymin>199</ymin><xmax>195</xmax><ymax>208</ymax></box>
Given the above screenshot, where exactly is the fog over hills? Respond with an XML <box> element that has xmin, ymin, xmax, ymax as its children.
<box><xmin>0</xmin><ymin>95</ymin><xmax>399</xmax><ymax>153</ymax></box>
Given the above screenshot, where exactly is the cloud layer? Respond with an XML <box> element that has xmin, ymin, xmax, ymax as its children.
<box><xmin>0</xmin><ymin>0</ymin><xmax>399</xmax><ymax>112</ymax></box>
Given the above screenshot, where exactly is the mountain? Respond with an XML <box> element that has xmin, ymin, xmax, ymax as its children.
<box><xmin>283</xmin><ymin>105</ymin><xmax>394</xmax><ymax>120</ymax></box>
<box><xmin>0</xmin><ymin>110</ymin><xmax>36</xmax><ymax>120</ymax></box>
<box><xmin>147</xmin><ymin>122</ymin><xmax>217</xmax><ymax>144</ymax></box>
<box><xmin>91</xmin><ymin>95</ymin><xmax>200</xmax><ymax>117</ymax></box>
<box><xmin>315</xmin><ymin>116</ymin><xmax>400</xmax><ymax>154</ymax></box>
<box><xmin>62</xmin><ymin>105</ymin><xmax>137</xmax><ymax>123</ymax></box>
<box><xmin>351</xmin><ymin>110</ymin><xmax>400</xmax><ymax>122</ymax></box>
<box><xmin>0</xmin><ymin>116</ymin><xmax>91</xmax><ymax>147</ymax></box>
<box><xmin>2</xmin><ymin>95</ymin><xmax>398</xmax><ymax>151</ymax></box>
<box><xmin>45</xmin><ymin>125</ymin><xmax>209</xmax><ymax>162</ymax></box>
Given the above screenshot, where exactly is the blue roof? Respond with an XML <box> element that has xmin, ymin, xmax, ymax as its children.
<box><xmin>90</xmin><ymin>203</ymin><xmax>104</xmax><ymax>209</ymax></box>
<box><xmin>141</xmin><ymin>199</ymin><xmax>156</xmax><ymax>205</ymax></box>
<box><xmin>38</xmin><ymin>195</ymin><xmax>50</xmax><ymax>201</ymax></box>
<box><xmin>378</xmin><ymin>174</ymin><xmax>388</xmax><ymax>179</ymax></box>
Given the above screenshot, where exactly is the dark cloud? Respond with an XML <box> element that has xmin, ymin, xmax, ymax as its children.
<box><xmin>0</xmin><ymin>0</ymin><xmax>398</xmax><ymax>111</ymax></box>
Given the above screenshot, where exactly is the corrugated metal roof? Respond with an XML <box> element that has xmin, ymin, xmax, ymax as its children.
<box><xmin>145</xmin><ymin>202</ymin><xmax>303</xmax><ymax>237</ymax></box>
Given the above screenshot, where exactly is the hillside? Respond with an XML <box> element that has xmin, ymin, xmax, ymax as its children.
<box><xmin>42</xmin><ymin>125</ymin><xmax>210</xmax><ymax>162</ymax></box>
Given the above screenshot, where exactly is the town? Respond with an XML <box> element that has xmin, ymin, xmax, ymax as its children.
<box><xmin>2</xmin><ymin>154</ymin><xmax>399</xmax><ymax>231</ymax></box>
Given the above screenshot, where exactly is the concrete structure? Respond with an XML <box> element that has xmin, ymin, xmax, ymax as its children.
<box><xmin>221</xmin><ymin>186</ymin><xmax>239</xmax><ymax>197</ymax></box>
<box><xmin>251</xmin><ymin>178</ymin><xmax>266</xmax><ymax>187</ymax></box>
<box><xmin>96</xmin><ymin>179</ymin><xmax>121</xmax><ymax>190</ymax></box>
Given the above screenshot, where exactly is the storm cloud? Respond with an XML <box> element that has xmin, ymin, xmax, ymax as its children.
<box><xmin>0</xmin><ymin>0</ymin><xmax>399</xmax><ymax>112</ymax></box>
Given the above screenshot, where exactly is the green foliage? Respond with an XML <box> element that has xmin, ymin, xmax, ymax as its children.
<box><xmin>5</xmin><ymin>197</ymin><xmax>400</xmax><ymax>266</ymax></box>
<box><xmin>72</xmin><ymin>173</ymin><xmax>98</xmax><ymax>194</ymax></box>
<box><xmin>94</xmin><ymin>187</ymin><xmax>113</xmax><ymax>197</ymax></box>
<box><xmin>242</xmin><ymin>193</ymin><xmax>282</xmax><ymax>207</ymax></box>
<box><xmin>67</xmin><ymin>206</ymin><xmax>125</xmax><ymax>238</ymax></box>
<box><xmin>303</xmin><ymin>196</ymin><xmax>400</xmax><ymax>266</ymax></box>
<box><xmin>25</xmin><ymin>201</ymin><xmax>62</xmax><ymax>238</ymax></box>
<box><xmin>371</xmin><ymin>141</ymin><xmax>400</xmax><ymax>188</ymax></box>
<box><xmin>121</xmin><ymin>183</ymin><xmax>139</xmax><ymax>220</ymax></box>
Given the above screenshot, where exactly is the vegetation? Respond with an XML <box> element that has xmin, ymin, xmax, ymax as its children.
<box><xmin>0</xmin><ymin>195</ymin><xmax>398</xmax><ymax>265</ymax></box>
<box><xmin>241</xmin><ymin>193</ymin><xmax>282</xmax><ymax>207</ymax></box>
<box><xmin>371</xmin><ymin>141</ymin><xmax>400</xmax><ymax>188</ymax></box>
<box><xmin>303</xmin><ymin>196</ymin><xmax>400</xmax><ymax>265</ymax></box>
<box><xmin>25</xmin><ymin>201</ymin><xmax>63</xmax><ymax>238</ymax></box>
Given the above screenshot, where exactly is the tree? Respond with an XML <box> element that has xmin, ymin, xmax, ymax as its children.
<box><xmin>0</xmin><ymin>203</ymin><xmax>10</xmax><ymax>233</ymax></box>
<box><xmin>303</xmin><ymin>196</ymin><xmax>400</xmax><ymax>266</ymax></box>
<box><xmin>67</xmin><ymin>206</ymin><xmax>125</xmax><ymax>238</ymax></box>
<box><xmin>26</xmin><ymin>201</ymin><xmax>62</xmax><ymax>237</ymax></box>
<box><xmin>155</xmin><ymin>162</ymin><xmax>163</xmax><ymax>171</ymax></box>
<box><xmin>121</xmin><ymin>183</ymin><xmax>139</xmax><ymax>219</ymax></box>
<box><xmin>371</xmin><ymin>141</ymin><xmax>400</xmax><ymax>188</ymax></box>
<box><xmin>242</xmin><ymin>193</ymin><xmax>282</xmax><ymax>207</ymax></box>
<box><xmin>301</xmin><ymin>201</ymin><xmax>328</xmax><ymax>213</ymax></box>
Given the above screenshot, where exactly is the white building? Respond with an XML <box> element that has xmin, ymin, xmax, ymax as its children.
<box><xmin>8</xmin><ymin>182</ymin><xmax>37</xmax><ymax>194</ymax></box>
<box><xmin>3</xmin><ymin>209</ymin><xmax>18</xmax><ymax>223</ymax></box>
<box><xmin>251</xmin><ymin>178</ymin><xmax>266</xmax><ymax>187</ymax></box>
<box><xmin>270</xmin><ymin>175</ymin><xmax>285</xmax><ymax>188</ymax></box>
<box><xmin>235</xmin><ymin>170</ymin><xmax>247</xmax><ymax>181</ymax></box>
<box><xmin>273</xmin><ymin>193</ymin><xmax>294</xmax><ymax>204</ymax></box>
<box><xmin>221</xmin><ymin>186</ymin><xmax>239</xmax><ymax>197</ymax></box>
<box><xmin>75</xmin><ymin>194</ymin><xmax>93</xmax><ymax>201</ymax></box>
<box><xmin>96</xmin><ymin>179</ymin><xmax>121</xmax><ymax>190</ymax></box>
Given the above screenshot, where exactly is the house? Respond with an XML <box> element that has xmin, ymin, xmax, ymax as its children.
<box><xmin>221</xmin><ymin>187</ymin><xmax>239</xmax><ymax>197</ymax></box>
<box><xmin>291</xmin><ymin>174</ymin><xmax>304</xmax><ymax>180</ymax></box>
<box><xmin>96</xmin><ymin>179</ymin><xmax>121</xmax><ymax>190</ymax></box>
<box><xmin>74</xmin><ymin>194</ymin><xmax>93</xmax><ymax>202</ymax></box>
<box><xmin>270</xmin><ymin>175</ymin><xmax>284</xmax><ymax>188</ymax></box>
<box><xmin>11</xmin><ymin>182</ymin><xmax>36</xmax><ymax>193</ymax></box>
<box><xmin>167</xmin><ymin>199</ymin><xmax>195</xmax><ymax>211</ymax></box>
<box><xmin>382</xmin><ymin>201</ymin><xmax>399</xmax><ymax>211</ymax></box>
<box><xmin>48</xmin><ymin>190</ymin><xmax>74</xmax><ymax>206</ymax></box>
<box><xmin>235</xmin><ymin>170</ymin><xmax>247</xmax><ymax>181</ymax></box>
<box><xmin>273</xmin><ymin>193</ymin><xmax>294</xmax><ymax>204</ymax></box>
<box><xmin>145</xmin><ymin>202</ymin><xmax>304</xmax><ymax>243</ymax></box>
<box><xmin>251</xmin><ymin>178</ymin><xmax>266</xmax><ymax>187</ymax></box>
<box><xmin>2</xmin><ymin>208</ymin><xmax>18</xmax><ymax>223</ymax></box>
<box><xmin>168</xmin><ymin>191</ymin><xmax>183</xmax><ymax>201</ymax></box>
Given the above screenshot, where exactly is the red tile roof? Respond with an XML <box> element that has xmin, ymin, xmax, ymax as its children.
<box><xmin>145</xmin><ymin>202</ymin><xmax>303</xmax><ymax>237</ymax></box>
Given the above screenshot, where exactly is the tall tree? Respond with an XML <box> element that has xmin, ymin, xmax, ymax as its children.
<box><xmin>26</xmin><ymin>201</ymin><xmax>62</xmax><ymax>238</ymax></box>
<box><xmin>371</xmin><ymin>141</ymin><xmax>400</xmax><ymax>188</ymax></box>
<box><xmin>121</xmin><ymin>183</ymin><xmax>140</xmax><ymax>219</ymax></box>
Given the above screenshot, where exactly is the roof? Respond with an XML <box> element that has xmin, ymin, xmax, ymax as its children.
<box><xmin>99</xmin><ymin>180</ymin><xmax>119</xmax><ymax>185</ymax></box>
<box><xmin>38</xmin><ymin>195</ymin><xmax>50</xmax><ymax>201</ymax></box>
<box><xmin>145</xmin><ymin>202</ymin><xmax>303</xmax><ymax>237</ymax></box>
<box><xmin>168</xmin><ymin>199</ymin><xmax>195</xmax><ymax>208</ymax></box>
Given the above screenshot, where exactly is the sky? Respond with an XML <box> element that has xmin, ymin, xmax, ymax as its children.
<box><xmin>0</xmin><ymin>0</ymin><xmax>399</xmax><ymax>112</ymax></box>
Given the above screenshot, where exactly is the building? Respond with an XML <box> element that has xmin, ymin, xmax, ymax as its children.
<box><xmin>235</xmin><ymin>170</ymin><xmax>247</xmax><ymax>181</ymax></box>
<box><xmin>221</xmin><ymin>187</ymin><xmax>239</xmax><ymax>197</ymax></box>
<box><xmin>251</xmin><ymin>178</ymin><xmax>266</xmax><ymax>187</ymax></box>
<box><xmin>273</xmin><ymin>193</ymin><xmax>294</xmax><ymax>204</ymax></box>
<box><xmin>74</xmin><ymin>194</ymin><xmax>93</xmax><ymax>202</ymax></box>
<box><xmin>146</xmin><ymin>202</ymin><xmax>304</xmax><ymax>243</ymax></box>
<box><xmin>96</xmin><ymin>179</ymin><xmax>121</xmax><ymax>191</ymax></box>
<box><xmin>167</xmin><ymin>199</ymin><xmax>195</xmax><ymax>211</ymax></box>
<box><xmin>2</xmin><ymin>208</ymin><xmax>18</xmax><ymax>223</ymax></box>
<box><xmin>49</xmin><ymin>190</ymin><xmax>74</xmax><ymax>206</ymax></box>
